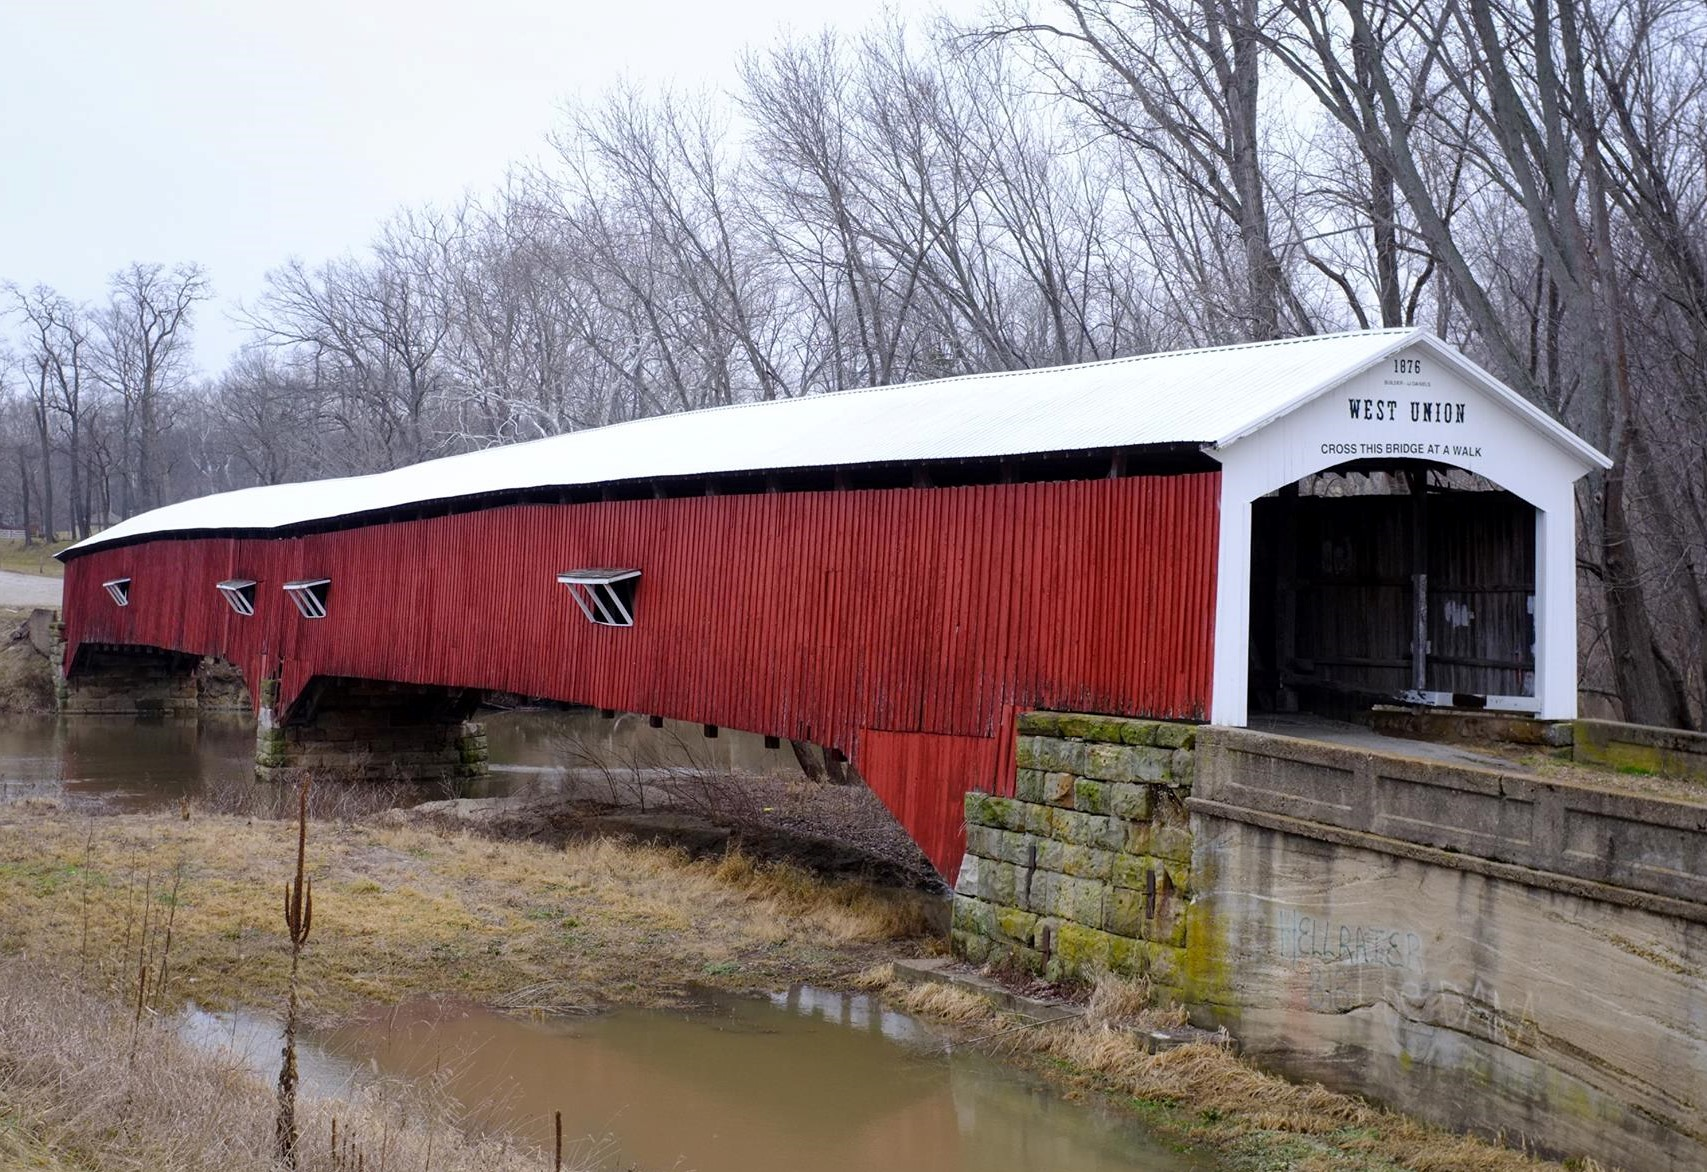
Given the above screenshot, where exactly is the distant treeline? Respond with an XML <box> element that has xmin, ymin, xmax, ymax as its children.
<box><xmin>4</xmin><ymin>0</ymin><xmax>1704</xmax><ymax>728</ymax></box>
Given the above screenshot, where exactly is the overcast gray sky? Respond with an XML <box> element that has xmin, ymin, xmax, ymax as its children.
<box><xmin>1</xmin><ymin>0</ymin><xmax>969</xmax><ymax>372</ymax></box>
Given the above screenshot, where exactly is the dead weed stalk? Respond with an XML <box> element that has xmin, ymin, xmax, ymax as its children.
<box><xmin>276</xmin><ymin>776</ymin><xmax>315</xmax><ymax>1168</ymax></box>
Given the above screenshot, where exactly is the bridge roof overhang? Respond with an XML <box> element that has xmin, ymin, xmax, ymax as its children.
<box><xmin>61</xmin><ymin>329</ymin><xmax>1608</xmax><ymax>559</ymax></box>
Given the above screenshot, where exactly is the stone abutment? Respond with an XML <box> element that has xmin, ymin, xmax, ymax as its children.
<box><xmin>953</xmin><ymin>713</ymin><xmax>1707</xmax><ymax>1171</ymax></box>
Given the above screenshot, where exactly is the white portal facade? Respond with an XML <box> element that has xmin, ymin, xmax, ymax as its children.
<box><xmin>1207</xmin><ymin>334</ymin><xmax>1609</xmax><ymax>725</ymax></box>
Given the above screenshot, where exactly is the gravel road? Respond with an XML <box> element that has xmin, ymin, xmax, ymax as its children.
<box><xmin>0</xmin><ymin>571</ymin><xmax>63</xmax><ymax>609</ymax></box>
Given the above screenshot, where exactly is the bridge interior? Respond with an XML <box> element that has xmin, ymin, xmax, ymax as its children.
<box><xmin>1247</xmin><ymin>460</ymin><xmax>1537</xmax><ymax>720</ymax></box>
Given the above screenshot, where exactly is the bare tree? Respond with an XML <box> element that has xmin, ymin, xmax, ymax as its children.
<box><xmin>92</xmin><ymin>263</ymin><xmax>210</xmax><ymax>515</ymax></box>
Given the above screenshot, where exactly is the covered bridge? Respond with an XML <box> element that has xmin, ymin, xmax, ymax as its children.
<box><xmin>58</xmin><ymin>329</ymin><xmax>1610</xmax><ymax>877</ymax></box>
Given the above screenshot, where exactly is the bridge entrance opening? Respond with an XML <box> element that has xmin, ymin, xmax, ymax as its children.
<box><xmin>1246</xmin><ymin>460</ymin><xmax>1536</xmax><ymax>720</ymax></box>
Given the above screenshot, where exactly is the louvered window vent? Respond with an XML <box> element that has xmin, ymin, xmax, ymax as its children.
<box><xmin>282</xmin><ymin>578</ymin><xmax>331</xmax><ymax>619</ymax></box>
<box><xmin>217</xmin><ymin>579</ymin><xmax>258</xmax><ymax>617</ymax></box>
<box><xmin>102</xmin><ymin>577</ymin><xmax>131</xmax><ymax>607</ymax></box>
<box><xmin>557</xmin><ymin>568</ymin><xmax>640</xmax><ymax>627</ymax></box>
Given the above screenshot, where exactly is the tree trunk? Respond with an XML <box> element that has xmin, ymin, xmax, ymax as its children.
<box><xmin>19</xmin><ymin>461</ymin><xmax>31</xmax><ymax>548</ymax></box>
<box><xmin>35</xmin><ymin>407</ymin><xmax>54</xmax><ymax>544</ymax></box>
<box><xmin>1602</xmin><ymin>462</ymin><xmax>1693</xmax><ymax>727</ymax></box>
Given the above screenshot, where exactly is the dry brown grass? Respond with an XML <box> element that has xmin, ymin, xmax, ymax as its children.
<box><xmin>1084</xmin><ymin>971</ymin><xmax>1187</xmax><ymax>1031</ymax></box>
<box><xmin>0</xmin><ymin>804</ymin><xmax>937</xmax><ymax>1021</ymax></box>
<box><xmin>883</xmin><ymin>971</ymin><xmax>1599</xmax><ymax>1172</ymax></box>
<box><xmin>0</xmin><ymin>957</ymin><xmax>583</xmax><ymax>1171</ymax></box>
<box><xmin>886</xmin><ymin>978</ymin><xmax>995</xmax><ymax>1025</ymax></box>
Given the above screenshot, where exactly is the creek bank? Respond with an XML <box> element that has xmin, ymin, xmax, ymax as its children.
<box><xmin>0</xmin><ymin>803</ymin><xmax>938</xmax><ymax>1023</ymax></box>
<box><xmin>0</xmin><ymin>797</ymin><xmax>1584</xmax><ymax>1172</ymax></box>
<box><xmin>395</xmin><ymin>789</ymin><xmax>944</xmax><ymax>892</ymax></box>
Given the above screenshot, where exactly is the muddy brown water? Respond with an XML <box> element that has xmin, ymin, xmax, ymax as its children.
<box><xmin>182</xmin><ymin>988</ymin><xmax>1208</xmax><ymax>1172</ymax></box>
<box><xmin>17</xmin><ymin>714</ymin><xmax>1210</xmax><ymax>1168</ymax></box>
<box><xmin>0</xmin><ymin>714</ymin><xmax>258</xmax><ymax>808</ymax></box>
<box><xmin>0</xmin><ymin>709</ymin><xmax>796</xmax><ymax>809</ymax></box>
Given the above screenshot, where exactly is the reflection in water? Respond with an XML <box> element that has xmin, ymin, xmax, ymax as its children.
<box><xmin>0</xmin><ymin>709</ymin><xmax>802</xmax><ymax>811</ymax></box>
<box><xmin>0</xmin><ymin>715</ymin><xmax>256</xmax><ymax>809</ymax></box>
<box><xmin>305</xmin><ymin>988</ymin><xmax>1205</xmax><ymax>1172</ymax></box>
<box><xmin>176</xmin><ymin>1003</ymin><xmax>364</xmax><ymax>1098</ymax></box>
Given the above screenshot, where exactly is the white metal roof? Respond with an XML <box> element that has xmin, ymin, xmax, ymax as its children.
<box><xmin>64</xmin><ymin>328</ymin><xmax>1609</xmax><ymax>555</ymax></box>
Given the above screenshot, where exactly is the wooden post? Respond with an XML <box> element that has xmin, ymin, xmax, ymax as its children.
<box><xmin>1275</xmin><ymin>481</ymin><xmax>1299</xmax><ymax>711</ymax></box>
<box><xmin>1409</xmin><ymin>469</ymin><xmax>1429</xmax><ymax>693</ymax></box>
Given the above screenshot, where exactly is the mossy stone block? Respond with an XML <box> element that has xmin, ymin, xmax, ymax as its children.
<box><xmin>1106</xmin><ymin>887</ymin><xmax>1149</xmax><ymax>937</ymax></box>
<box><xmin>1145</xmin><ymin>943</ymin><xmax>1185</xmax><ymax>987</ymax></box>
<box><xmin>1073</xmin><ymin>778</ymin><xmax>1110</xmax><ymax>815</ymax></box>
<box><xmin>1106</xmin><ymin>782</ymin><xmax>1153</xmax><ymax>821</ymax></box>
<box><xmin>996</xmin><ymin>905</ymin><xmax>1040</xmax><ymax>944</ymax></box>
<box><xmin>1112</xmin><ymin>852</ymin><xmax>1191</xmax><ymax>894</ymax></box>
<box><xmin>1045</xmin><ymin>807</ymin><xmax>1126</xmax><ymax>852</ymax></box>
<box><xmin>1050</xmin><ymin>922</ymin><xmax>1115</xmax><ymax>981</ymax></box>
<box><xmin>1057</xmin><ymin>713</ymin><xmax>1131</xmax><ymax>743</ymax></box>
<box><xmin>965</xmin><ymin>792</ymin><xmax>1017</xmax><ymax>829</ymax></box>
<box><xmin>965</xmin><ymin>824</ymin><xmax>1033</xmax><ymax>867</ymax></box>
<box><xmin>1150</xmin><ymin>826</ymin><xmax>1194</xmax><ymax>864</ymax></box>
<box><xmin>1119</xmin><ymin>720</ymin><xmax>1161</xmax><ymax>746</ymax></box>
<box><xmin>952</xmin><ymin>896</ymin><xmax>996</xmax><ymax>937</ymax></box>
<box><xmin>1169</xmin><ymin>748</ymin><xmax>1196</xmax><ymax>787</ymax></box>
<box><xmin>1018</xmin><ymin>735</ymin><xmax>1090</xmax><ymax>774</ymax></box>
<box><xmin>1154</xmin><ymin>723</ymin><xmax>1197</xmax><ymax>749</ymax></box>
<box><xmin>979</xmin><ymin>859</ymin><xmax>1021</xmax><ymax>905</ymax></box>
<box><xmin>1023</xmin><ymin>869</ymin><xmax>1057</xmax><ymax>914</ymax></box>
<box><xmin>1015</xmin><ymin>768</ymin><xmax>1047</xmax><ymax>803</ymax></box>
<box><xmin>1046</xmin><ymin>874</ymin><xmax>1109</xmax><ymax>926</ymax></box>
<box><xmin>1111</xmin><ymin>853</ymin><xmax>1151</xmax><ymax>892</ymax></box>
<box><xmin>1035</xmin><ymin>840</ymin><xmax>1114</xmax><ymax>881</ymax></box>
<box><xmin>951</xmin><ymin>929</ymin><xmax>993</xmax><ymax>966</ymax></box>
<box><xmin>1108</xmin><ymin>933</ymin><xmax>1146</xmax><ymax>976</ymax></box>
<box><xmin>1043</xmin><ymin>771</ymin><xmax>1076</xmax><ymax>806</ymax></box>
<box><xmin>1016</xmin><ymin>711</ymin><xmax>1063</xmax><ymax>737</ymax></box>
<box><xmin>1144</xmin><ymin>899</ymin><xmax>1188</xmax><ymax>948</ymax></box>
<box><xmin>1083</xmin><ymin>742</ymin><xmax>1173</xmax><ymax>784</ymax></box>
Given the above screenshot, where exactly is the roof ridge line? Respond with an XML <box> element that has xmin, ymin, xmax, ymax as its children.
<box><xmin>545</xmin><ymin>328</ymin><xmax>1419</xmax><ymax>441</ymax></box>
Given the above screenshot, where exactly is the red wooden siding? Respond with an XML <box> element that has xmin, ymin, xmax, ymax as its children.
<box><xmin>62</xmin><ymin>473</ymin><xmax>1221</xmax><ymax>876</ymax></box>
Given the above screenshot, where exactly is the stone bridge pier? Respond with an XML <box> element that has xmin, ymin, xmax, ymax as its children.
<box><xmin>57</xmin><ymin>643</ymin><xmax>204</xmax><ymax>717</ymax></box>
<box><xmin>256</xmin><ymin>676</ymin><xmax>490</xmax><ymax>788</ymax></box>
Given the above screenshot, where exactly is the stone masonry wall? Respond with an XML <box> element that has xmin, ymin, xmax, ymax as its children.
<box><xmin>255</xmin><ymin>677</ymin><xmax>489</xmax><ymax>787</ymax></box>
<box><xmin>55</xmin><ymin>625</ymin><xmax>254</xmax><ymax>718</ymax></box>
<box><xmin>952</xmin><ymin>712</ymin><xmax>1196</xmax><ymax>990</ymax></box>
<box><xmin>55</xmin><ymin>642</ymin><xmax>200</xmax><ymax>717</ymax></box>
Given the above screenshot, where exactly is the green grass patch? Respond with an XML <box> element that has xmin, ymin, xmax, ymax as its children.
<box><xmin>0</xmin><ymin>860</ymin><xmax>97</xmax><ymax>896</ymax></box>
<box><xmin>0</xmin><ymin>538</ymin><xmax>73</xmax><ymax>578</ymax></box>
